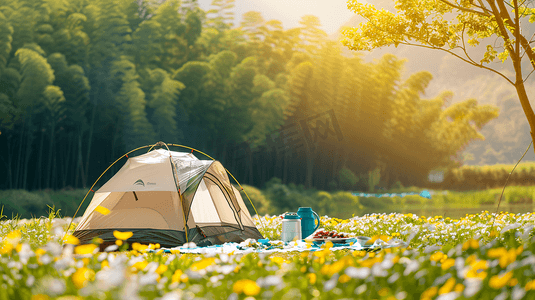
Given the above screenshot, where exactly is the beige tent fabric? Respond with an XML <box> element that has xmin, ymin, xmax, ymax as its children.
<box><xmin>78</xmin><ymin>192</ymin><xmax>111</xmax><ymax>222</ymax></box>
<box><xmin>76</xmin><ymin>191</ymin><xmax>196</xmax><ymax>231</ymax></box>
<box><xmin>190</xmin><ymin>179</ymin><xmax>221</xmax><ymax>224</ymax></box>
<box><xmin>98</xmin><ymin>149</ymin><xmax>211</xmax><ymax>193</ymax></box>
<box><xmin>232</xmin><ymin>186</ymin><xmax>256</xmax><ymax>227</ymax></box>
<box><xmin>206</xmin><ymin>162</ymin><xmax>241</xmax><ymax>214</ymax></box>
<box><xmin>203</xmin><ymin>178</ymin><xmax>239</xmax><ymax>225</ymax></box>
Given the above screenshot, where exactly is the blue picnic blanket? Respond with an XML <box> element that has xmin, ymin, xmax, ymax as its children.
<box><xmin>153</xmin><ymin>237</ymin><xmax>408</xmax><ymax>255</ymax></box>
<box><xmin>352</xmin><ymin>189</ymin><xmax>432</xmax><ymax>199</ymax></box>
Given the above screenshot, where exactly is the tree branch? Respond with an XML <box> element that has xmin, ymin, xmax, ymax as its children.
<box><xmin>493</xmin><ymin>0</ymin><xmax>535</xmax><ymax>69</ymax></box>
<box><xmin>397</xmin><ymin>41</ymin><xmax>514</xmax><ymax>85</ymax></box>
<box><xmin>514</xmin><ymin>0</ymin><xmax>520</xmax><ymax>60</ymax></box>
<box><xmin>486</xmin><ymin>0</ymin><xmax>516</xmax><ymax>57</ymax></box>
<box><xmin>437</xmin><ymin>0</ymin><xmax>491</xmax><ymax>16</ymax></box>
<box><xmin>460</xmin><ymin>23</ymin><xmax>482</xmax><ymax>67</ymax></box>
<box><xmin>475</xmin><ymin>0</ymin><xmax>494</xmax><ymax>14</ymax></box>
<box><xmin>524</xmin><ymin>68</ymin><xmax>535</xmax><ymax>83</ymax></box>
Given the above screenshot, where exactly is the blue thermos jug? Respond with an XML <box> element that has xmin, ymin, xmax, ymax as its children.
<box><xmin>297</xmin><ymin>207</ymin><xmax>320</xmax><ymax>238</ymax></box>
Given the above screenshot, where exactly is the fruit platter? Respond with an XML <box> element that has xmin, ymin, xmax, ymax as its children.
<box><xmin>305</xmin><ymin>230</ymin><xmax>354</xmax><ymax>244</ymax></box>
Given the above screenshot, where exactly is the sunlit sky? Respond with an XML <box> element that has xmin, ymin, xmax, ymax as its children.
<box><xmin>197</xmin><ymin>0</ymin><xmax>355</xmax><ymax>35</ymax></box>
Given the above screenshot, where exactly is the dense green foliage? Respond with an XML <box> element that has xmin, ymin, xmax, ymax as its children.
<box><xmin>0</xmin><ymin>0</ymin><xmax>499</xmax><ymax>192</ymax></box>
<box><xmin>429</xmin><ymin>162</ymin><xmax>535</xmax><ymax>191</ymax></box>
<box><xmin>3</xmin><ymin>180</ymin><xmax>535</xmax><ymax>220</ymax></box>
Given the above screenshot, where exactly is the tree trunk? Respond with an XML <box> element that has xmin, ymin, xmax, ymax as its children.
<box><xmin>512</xmin><ymin>68</ymin><xmax>535</xmax><ymax>158</ymax></box>
<box><xmin>5</xmin><ymin>135</ymin><xmax>14</xmax><ymax>189</ymax></box>
<box><xmin>52</xmin><ymin>154</ymin><xmax>57</xmax><ymax>190</ymax></box>
<box><xmin>14</xmin><ymin>120</ymin><xmax>25</xmax><ymax>189</ymax></box>
<box><xmin>305</xmin><ymin>149</ymin><xmax>315</xmax><ymax>189</ymax></box>
<box><xmin>74</xmin><ymin>134</ymin><xmax>85</xmax><ymax>188</ymax></box>
<box><xmin>84</xmin><ymin>99</ymin><xmax>98</xmax><ymax>187</ymax></box>
<box><xmin>34</xmin><ymin>128</ymin><xmax>45</xmax><ymax>190</ymax></box>
<box><xmin>248</xmin><ymin>147</ymin><xmax>253</xmax><ymax>184</ymax></box>
<box><xmin>282</xmin><ymin>151</ymin><xmax>288</xmax><ymax>184</ymax></box>
<box><xmin>62</xmin><ymin>132</ymin><xmax>74</xmax><ymax>187</ymax></box>
<box><xmin>78</xmin><ymin>134</ymin><xmax>86</xmax><ymax>188</ymax></box>
<box><xmin>45</xmin><ymin>119</ymin><xmax>56</xmax><ymax>189</ymax></box>
<box><xmin>22</xmin><ymin>115</ymin><xmax>35</xmax><ymax>190</ymax></box>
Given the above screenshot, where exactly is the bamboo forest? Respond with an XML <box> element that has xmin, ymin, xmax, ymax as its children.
<box><xmin>0</xmin><ymin>0</ymin><xmax>500</xmax><ymax>192</ymax></box>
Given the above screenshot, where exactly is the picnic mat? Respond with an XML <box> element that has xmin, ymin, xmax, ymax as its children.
<box><xmin>352</xmin><ymin>189</ymin><xmax>433</xmax><ymax>199</ymax></box>
<box><xmin>153</xmin><ymin>237</ymin><xmax>409</xmax><ymax>255</ymax></box>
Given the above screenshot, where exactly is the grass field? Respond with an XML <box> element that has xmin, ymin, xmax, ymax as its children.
<box><xmin>1</xmin><ymin>207</ymin><xmax>535</xmax><ymax>299</ymax></box>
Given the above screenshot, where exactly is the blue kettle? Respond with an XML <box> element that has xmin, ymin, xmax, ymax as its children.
<box><xmin>297</xmin><ymin>207</ymin><xmax>320</xmax><ymax>238</ymax></box>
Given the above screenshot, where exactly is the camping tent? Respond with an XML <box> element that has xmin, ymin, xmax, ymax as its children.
<box><xmin>73</xmin><ymin>148</ymin><xmax>264</xmax><ymax>248</ymax></box>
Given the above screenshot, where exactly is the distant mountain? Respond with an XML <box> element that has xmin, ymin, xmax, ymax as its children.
<box><xmin>332</xmin><ymin>14</ymin><xmax>535</xmax><ymax>166</ymax></box>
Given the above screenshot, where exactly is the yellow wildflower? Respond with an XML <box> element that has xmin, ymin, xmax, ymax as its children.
<box><xmin>74</xmin><ymin>244</ymin><xmax>98</xmax><ymax>255</ymax></box>
<box><xmin>132</xmin><ymin>243</ymin><xmax>149</xmax><ymax>252</ymax></box>
<box><xmin>525</xmin><ymin>279</ymin><xmax>535</xmax><ymax>291</ymax></box>
<box><xmin>465</xmin><ymin>255</ymin><xmax>477</xmax><ymax>265</ymax></box>
<box><xmin>72</xmin><ymin>267</ymin><xmax>95</xmax><ymax>289</ymax></box>
<box><xmin>465</xmin><ymin>259</ymin><xmax>488</xmax><ymax>280</ymax></box>
<box><xmin>314</xmin><ymin>249</ymin><xmax>330</xmax><ymax>264</ymax></box>
<box><xmin>171</xmin><ymin>270</ymin><xmax>183</xmax><ymax>283</ymax></box>
<box><xmin>487</xmin><ymin>247</ymin><xmax>506</xmax><ymax>258</ymax></box>
<box><xmin>94</xmin><ymin>206</ymin><xmax>110</xmax><ymax>215</ymax></box>
<box><xmin>454</xmin><ymin>283</ymin><xmax>465</xmax><ymax>292</ymax></box>
<box><xmin>489</xmin><ymin>271</ymin><xmax>513</xmax><ymax>289</ymax></box>
<box><xmin>321</xmin><ymin>257</ymin><xmax>353</xmax><ymax>276</ymax></box>
<box><xmin>499</xmin><ymin>249</ymin><xmax>517</xmax><ymax>268</ymax></box>
<box><xmin>339</xmin><ymin>274</ymin><xmax>351</xmax><ymax>283</ymax></box>
<box><xmin>462</xmin><ymin>239</ymin><xmax>479</xmax><ymax>250</ymax></box>
<box><xmin>352</xmin><ymin>250</ymin><xmax>366</xmax><ymax>257</ymax></box>
<box><xmin>369</xmin><ymin>234</ymin><xmax>391</xmax><ymax>244</ymax></box>
<box><xmin>430</xmin><ymin>251</ymin><xmax>444</xmax><ymax>262</ymax></box>
<box><xmin>31</xmin><ymin>295</ymin><xmax>49</xmax><ymax>300</ymax></box>
<box><xmin>63</xmin><ymin>235</ymin><xmax>80</xmax><ymax>245</ymax></box>
<box><xmin>82</xmin><ymin>258</ymin><xmax>90</xmax><ymax>266</ymax></box>
<box><xmin>155</xmin><ymin>264</ymin><xmax>168</xmax><ymax>274</ymax></box>
<box><xmin>101</xmin><ymin>260</ymin><xmax>109</xmax><ymax>269</ymax></box>
<box><xmin>6</xmin><ymin>230</ymin><xmax>21</xmax><ymax>241</ymax></box>
<box><xmin>233</xmin><ymin>279</ymin><xmax>261</xmax><ymax>296</ymax></box>
<box><xmin>190</xmin><ymin>257</ymin><xmax>215</xmax><ymax>271</ymax></box>
<box><xmin>420</xmin><ymin>286</ymin><xmax>438</xmax><ymax>300</ymax></box>
<box><xmin>307</xmin><ymin>273</ymin><xmax>317</xmax><ymax>284</ymax></box>
<box><xmin>360</xmin><ymin>257</ymin><xmax>382</xmax><ymax>268</ymax></box>
<box><xmin>439</xmin><ymin>278</ymin><xmax>456</xmax><ymax>295</ymax></box>
<box><xmin>131</xmin><ymin>261</ymin><xmax>148</xmax><ymax>272</ymax></box>
<box><xmin>441</xmin><ymin>258</ymin><xmax>455</xmax><ymax>271</ymax></box>
<box><xmin>113</xmin><ymin>230</ymin><xmax>133</xmax><ymax>240</ymax></box>
<box><xmin>269</xmin><ymin>256</ymin><xmax>287</xmax><ymax>265</ymax></box>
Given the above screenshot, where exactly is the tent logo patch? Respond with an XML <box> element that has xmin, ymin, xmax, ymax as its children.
<box><xmin>133</xmin><ymin>179</ymin><xmax>145</xmax><ymax>187</ymax></box>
